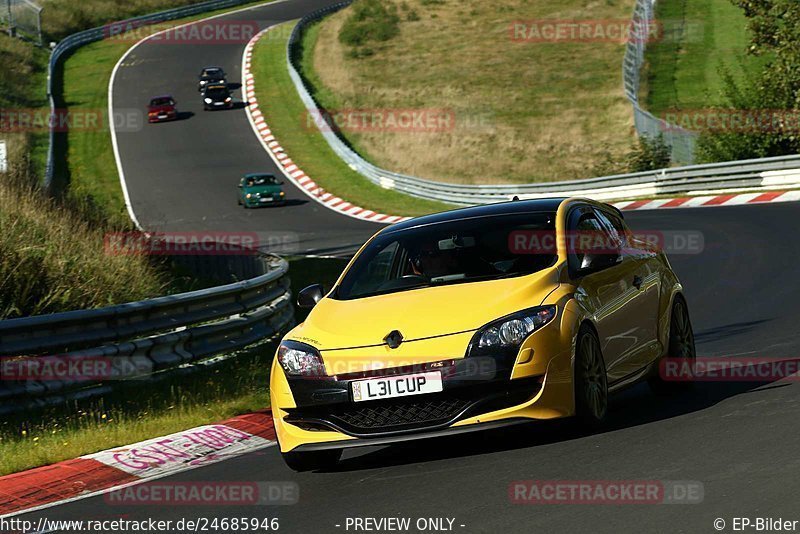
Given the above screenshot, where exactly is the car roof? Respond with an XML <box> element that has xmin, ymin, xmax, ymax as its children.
<box><xmin>202</xmin><ymin>66</ymin><xmax>224</xmax><ymax>72</ymax></box>
<box><xmin>244</xmin><ymin>173</ymin><xmax>276</xmax><ymax>178</ymax></box>
<box><xmin>386</xmin><ymin>198</ymin><xmax>570</xmax><ymax>233</ymax></box>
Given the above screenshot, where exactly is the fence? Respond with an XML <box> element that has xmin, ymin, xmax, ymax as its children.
<box><xmin>1</xmin><ymin>0</ymin><xmax>42</xmax><ymax>43</ymax></box>
<box><xmin>623</xmin><ymin>0</ymin><xmax>697</xmax><ymax>164</ymax></box>
<box><xmin>0</xmin><ymin>253</ymin><xmax>293</xmax><ymax>415</ymax></box>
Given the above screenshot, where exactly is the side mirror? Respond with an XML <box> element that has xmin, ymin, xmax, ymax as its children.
<box><xmin>577</xmin><ymin>252</ymin><xmax>620</xmax><ymax>275</ymax></box>
<box><xmin>297</xmin><ymin>284</ymin><xmax>324</xmax><ymax>309</ymax></box>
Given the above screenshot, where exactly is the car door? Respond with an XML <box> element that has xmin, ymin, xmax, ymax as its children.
<box><xmin>597</xmin><ymin>208</ymin><xmax>663</xmax><ymax>370</ymax></box>
<box><xmin>568</xmin><ymin>207</ymin><xmax>637</xmax><ymax>383</ymax></box>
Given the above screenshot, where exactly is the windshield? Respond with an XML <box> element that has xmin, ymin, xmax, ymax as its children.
<box><xmin>201</xmin><ymin>69</ymin><xmax>223</xmax><ymax>78</ymax></box>
<box><xmin>150</xmin><ymin>98</ymin><xmax>173</xmax><ymax>107</ymax></box>
<box><xmin>335</xmin><ymin>212</ymin><xmax>557</xmax><ymax>300</ymax></box>
<box><xmin>205</xmin><ymin>87</ymin><xmax>229</xmax><ymax>97</ymax></box>
<box><xmin>246</xmin><ymin>175</ymin><xmax>279</xmax><ymax>186</ymax></box>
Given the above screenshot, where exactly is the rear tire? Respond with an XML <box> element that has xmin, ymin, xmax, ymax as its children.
<box><xmin>574</xmin><ymin>324</ymin><xmax>608</xmax><ymax>429</ymax></box>
<box><xmin>649</xmin><ymin>295</ymin><xmax>696</xmax><ymax>394</ymax></box>
<box><xmin>281</xmin><ymin>449</ymin><xmax>342</xmax><ymax>472</ymax></box>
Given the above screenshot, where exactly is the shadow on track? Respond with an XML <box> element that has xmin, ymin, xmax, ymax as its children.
<box><xmin>243</xmin><ymin>199</ymin><xmax>309</xmax><ymax>210</ymax></box>
<box><xmin>327</xmin><ymin>357</ymin><xmax>800</xmax><ymax>472</ymax></box>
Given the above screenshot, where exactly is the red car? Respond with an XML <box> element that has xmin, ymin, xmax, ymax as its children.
<box><xmin>147</xmin><ymin>95</ymin><xmax>178</xmax><ymax>123</ymax></box>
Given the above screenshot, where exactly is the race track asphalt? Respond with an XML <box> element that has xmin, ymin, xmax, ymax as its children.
<box><xmin>111</xmin><ymin>0</ymin><xmax>381</xmax><ymax>257</ymax></box>
<box><xmin>21</xmin><ymin>0</ymin><xmax>800</xmax><ymax>531</ymax></box>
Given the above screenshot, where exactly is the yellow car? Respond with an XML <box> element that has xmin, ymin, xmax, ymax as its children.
<box><xmin>270</xmin><ymin>197</ymin><xmax>695</xmax><ymax>471</ymax></box>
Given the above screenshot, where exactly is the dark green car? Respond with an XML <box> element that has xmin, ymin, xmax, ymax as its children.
<box><xmin>238</xmin><ymin>173</ymin><xmax>286</xmax><ymax>208</ymax></box>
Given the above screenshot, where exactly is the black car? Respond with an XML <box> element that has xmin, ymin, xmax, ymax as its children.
<box><xmin>198</xmin><ymin>66</ymin><xmax>226</xmax><ymax>92</ymax></box>
<box><xmin>202</xmin><ymin>84</ymin><xmax>233</xmax><ymax>110</ymax></box>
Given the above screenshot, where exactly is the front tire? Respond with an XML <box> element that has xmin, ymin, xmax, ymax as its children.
<box><xmin>574</xmin><ymin>324</ymin><xmax>608</xmax><ymax>429</ymax></box>
<box><xmin>281</xmin><ymin>449</ymin><xmax>342</xmax><ymax>472</ymax></box>
<box><xmin>649</xmin><ymin>295</ymin><xmax>696</xmax><ymax>394</ymax></box>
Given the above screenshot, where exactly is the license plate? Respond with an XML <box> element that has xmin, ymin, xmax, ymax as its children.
<box><xmin>158</xmin><ymin>114</ymin><xmax>167</xmax><ymax>119</ymax></box>
<box><xmin>351</xmin><ymin>371</ymin><xmax>443</xmax><ymax>402</ymax></box>
<box><xmin>259</xmin><ymin>197</ymin><xmax>272</xmax><ymax>203</ymax></box>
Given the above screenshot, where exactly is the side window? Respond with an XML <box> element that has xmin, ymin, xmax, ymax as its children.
<box><xmin>594</xmin><ymin>209</ymin><xmax>626</xmax><ymax>250</ymax></box>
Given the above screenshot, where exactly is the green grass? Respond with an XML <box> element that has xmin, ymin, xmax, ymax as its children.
<box><xmin>0</xmin><ymin>395</ymin><xmax>268</xmax><ymax>476</ymax></box>
<box><xmin>251</xmin><ymin>21</ymin><xmax>454</xmax><ymax>217</ymax></box>
<box><xmin>0</xmin><ymin>345</ymin><xmax>273</xmax><ymax>476</ymax></box>
<box><xmin>61</xmin><ymin>39</ymin><xmax>135</xmax><ymax>226</ymax></box>
<box><xmin>642</xmin><ymin>0</ymin><xmax>767</xmax><ymax>113</ymax></box>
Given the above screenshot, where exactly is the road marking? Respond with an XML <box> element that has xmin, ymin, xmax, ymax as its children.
<box><xmin>108</xmin><ymin>0</ymin><xmax>290</xmax><ymax>231</ymax></box>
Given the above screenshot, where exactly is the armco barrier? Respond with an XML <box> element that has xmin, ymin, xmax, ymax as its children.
<box><xmin>44</xmin><ymin>0</ymin><xmax>263</xmax><ymax>190</ymax></box>
<box><xmin>286</xmin><ymin>5</ymin><xmax>800</xmax><ymax>207</ymax></box>
<box><xmin>0</xmin><ymin>254</ymin><xmax>293</xmax><ymax>415</ymax></box>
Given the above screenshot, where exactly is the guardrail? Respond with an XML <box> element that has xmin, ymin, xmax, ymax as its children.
<box><xmin>44</xmin><ymin>0</ymin><xmax>261</xmax><ymax>190</ymax></box>
<box><xmin>0</xmin><ymin>253</ymin><xmax>293</xmax><ymax>415</ymax></box>
<box><xmin>286</xmin><ymin>5</ymin><xmax>800</xmax><ymax>206</ymax></box>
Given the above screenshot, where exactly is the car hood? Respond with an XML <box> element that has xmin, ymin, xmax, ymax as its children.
<box><xmin>288</xmin><ymin>267</ymin><xmax>559</xmax><ymax>352</ymax></box>
<box><xmin>148</xmin><ymin>105</ymin><xmax>174</xmax><ymax>113</ymax></box>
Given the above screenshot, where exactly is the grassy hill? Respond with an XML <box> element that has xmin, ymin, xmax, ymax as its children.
<box><xmin>300</xmin><ymin>0</ymin><xmax>639</xmax><ymax>185</ymax></box>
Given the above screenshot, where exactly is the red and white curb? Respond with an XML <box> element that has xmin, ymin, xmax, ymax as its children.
<box><xmin>0</xmin><ymin>412</ymin><xmax>276</xmax><ymax>517</ymax></box>
<box><xmin>613</xmin><ymin>189</ymin><xmax>800</xmax><ymax>211</ymax></box>
<box><xmin>242</xmin><ymin>28</ymin><xmax>409</xmax><ymax>225</ymax></box>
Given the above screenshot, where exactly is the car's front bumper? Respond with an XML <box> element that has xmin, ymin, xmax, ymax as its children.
<box><xmin>271</xmin><ymin>349</ymin><xmax>575</xmax><ymax>453</ymax></box>
<box><xmin>244</xmin><ymin>197</ymin><xmax>284</xmax><ymax>207</ymax></box>
<box><xmin>205</xmin><ymin>101</ymin><xmax>234</xmax><ymax>110</ymax></box>
<box><xmin>148</xmin><ymin>113</ymin><xmax>176</xmax><ymax>123</ymax></box>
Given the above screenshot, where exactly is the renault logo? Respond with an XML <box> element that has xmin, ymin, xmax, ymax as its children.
<box><xmin>384</xmin><ymin>330</ymin><xmax>404</xmax><ymax>349</ymax></box>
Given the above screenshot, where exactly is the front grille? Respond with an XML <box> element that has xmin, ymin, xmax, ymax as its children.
<box><xmin>333</xmin><ymin>397</ymin><xmax>471</xmax><ymax>431</ymax></box>
<box><xmin>285</xmin><ymin>378</ymin><xmax>541</xmax><ymax>436</ymax></box>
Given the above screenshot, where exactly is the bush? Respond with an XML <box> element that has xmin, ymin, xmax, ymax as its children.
<box><xmin>339</xmin><ymin>0</ymin><xmax>400</xmax><ymax>48</ymax></box>
<box><xmin>591</xmin><ymin>136</ymin><xmax>672</xmax><ymax>176</ymax></box>
<box><xmin>694</xmin><ymin>61</ymin><xmax>800</xmax><ymax>162</ymax></box>
<box><xmin>627</xmin><ymin>135</ymin><xmax>672</xmax><ymax>172</ymax></box>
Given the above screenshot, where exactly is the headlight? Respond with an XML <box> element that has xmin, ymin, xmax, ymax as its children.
<box><xmin>468</xmin><ymin>306</ymin><xmax>557</xmax><ymax>358</ymax></box>
<box><xmin>279</xmin><ymin>191</ymin><xmax>285</xmax><ymax>196</ymax></box>
<box><xmin>204</xmin><ymin>98</ymin><xmax>212</xmax><ymax>104</ymax></box>
<box><xmin>246</xmin><ymin>193</ymin><xmax>251</xmax><ymax>198</ymax></box>
<box><xmin>277</xmin><ymin>341</ymin><xmax>326</xmax><ymax>377</ymax></box>
<box><xmin>225</xmin><ymin>97</ymin><xmax>232</xmax><ymax>102</ymax></box>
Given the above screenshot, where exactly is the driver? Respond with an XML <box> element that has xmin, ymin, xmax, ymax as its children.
<box><xmin>408</xmin><ymin>240</ymin><xmax>458</xmax><ymax>279</ymax></box>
